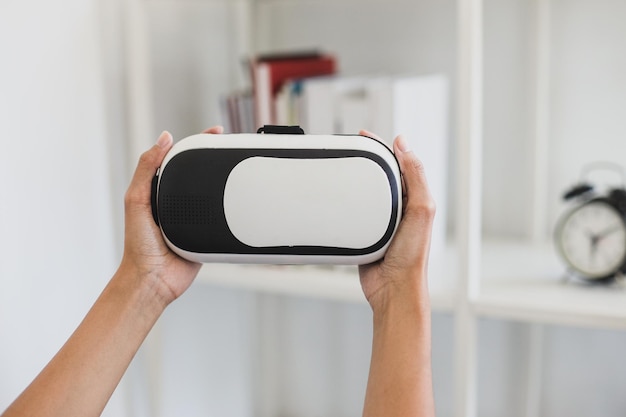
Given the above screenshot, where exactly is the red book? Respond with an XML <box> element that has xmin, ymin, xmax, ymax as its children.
<box><xmin>251</xmin><ymin>53</ymin><xmax>337</xmax><ymax>128</ymax></box>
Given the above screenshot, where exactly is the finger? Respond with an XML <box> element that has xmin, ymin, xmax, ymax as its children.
<box><xmin>126</xmin><ymin>131</ymin><xmax>173</xmax><ymax>207</ymax></box>
<box><xmin>386</xmin><ymin>135</ymin><xmax>436</xmax><ymax>265</ymax></box>
<box><xmin>393</xmin><ymin>135</ymin><xmax>435</xmax><ymax>220</ymax></box>
<box><xmin>202</xmin><ymin>125</ymin><xmax>224</xmax><ymax>134</ymax></box>
<box><xmin>359</xmin><ymin>129</ymin><xmax>383</xmax><ymax>141</ymax></box>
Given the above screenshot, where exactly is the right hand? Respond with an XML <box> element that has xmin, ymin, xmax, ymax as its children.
<box><xmin>358</xmin><ymin>131</ymin><xmax>436</xmax><ymax>313</ymax></box>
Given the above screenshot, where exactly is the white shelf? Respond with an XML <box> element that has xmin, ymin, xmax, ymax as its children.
<box><xmin>476</xmin><ymin>239</ymin><xmax>626</xmax><ymax>330</ymax></box>
<box><xmin>195</xmin><ymin>264</ymin><xmax>363</xmax><ymax>302</ymax></box>
<box><xmin>190</xmin><ymin>236</ymin><xmax>626</xmax><ymax>329</ymax></box>
<box><xmin>195</xmin><ymin>260</ymin><xmax>457</xmax><ymax>312</ymax></box>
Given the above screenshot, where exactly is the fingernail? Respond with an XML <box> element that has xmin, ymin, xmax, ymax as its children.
<box><xmin>156</xmin><ymin>131</ymin><xmax>172</xmax><ymax>148</ymax></box>
<box><xmin>396</xmin><ymin>135</ymin><xmax>410</xmax><ymax>153</ymax></box>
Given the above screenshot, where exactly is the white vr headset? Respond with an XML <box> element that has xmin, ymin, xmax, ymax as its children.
<box><xmin>151</xmin><ymin>126</ymin><xmax>402</xmax><ymax>265</ymax></box>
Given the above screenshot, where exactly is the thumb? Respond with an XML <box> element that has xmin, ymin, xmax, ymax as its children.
<box><xmin>384</xmin><ymin>135</ymin><xmax>436</xmax><ymax>267</ymax></box>
<box><xmin>393</xmin><ymin>135</ymin><xmax>436</xmax><ymax>222</ymax></box>
<box><xmin>125</xmin><ymin>131</ymin><xmax>173</xmax><ymax>208</ymax></box>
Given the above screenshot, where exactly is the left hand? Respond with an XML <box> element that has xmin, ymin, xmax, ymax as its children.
<box><xmin>119</xmin><ymin>126</ymin><xmax>224</xmax><ymax>306</ymax></box>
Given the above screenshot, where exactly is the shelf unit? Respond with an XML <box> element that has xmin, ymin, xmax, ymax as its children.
<box><xmin>126</xmin><ymin>1</ymin><xmax>626</xmax><ymax>416</ymax></box>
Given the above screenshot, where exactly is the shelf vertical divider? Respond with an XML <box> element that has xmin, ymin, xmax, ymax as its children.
<box><xmin>125</xmin><ymin>0</ymin><xmax>155</xmax><ymax>169</ymax></box>
<box><xmin>529</xmin><ymin>0</ymin><xmax>552</xmax><ymax>241</ymax></box>
<box><xmin>124</xmin><ymin>2</ymin><xmax>162</xmax><ymax>415</ymax></box>
<box><xmin>523</xmin><ymin>2</ymin><xmax>551</xmax><ymax>415</ymax></box>
<box><xmin>455</xmin><ymin>0</ymin><xmax>484</xmax><ymax>416</ymax></box>
<box><xmin>523</xmin><ymin>323</ymin><xmax>545</xmax><ymax>417</ymax></box>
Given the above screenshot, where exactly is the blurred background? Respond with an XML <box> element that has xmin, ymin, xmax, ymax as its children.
<box><xmin>2</xmin><ymin>0</ymin><xmax>626</xmax><ymax>416</ymax></box>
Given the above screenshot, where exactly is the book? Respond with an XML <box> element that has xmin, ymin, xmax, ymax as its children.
<box><xmin>250</xmin><ymin>52</ymin><xmax>337</xmax><ymax>128</ymax></box>
<box><xmin>220</xmin><ymin>90</ymin><xmax>254</xmax><ymax>133</ymax></box>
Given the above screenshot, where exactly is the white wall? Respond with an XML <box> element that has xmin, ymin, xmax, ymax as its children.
<box><xmin>483</xmin><ymin>0</ymin><xmax>626</xmax><ymax>238</ymax></box>
<box><xmin>547</xmin><ymin>0</ymin><xmax>626</xmax><ymax>229</ymax></box>
<box><xmin>483</xmin><ymin>0</ymin><xmax>533</xmax><ymax>237</ymax></box>
<box><xmin>0</xmin><ymin>0</ymin><xmax>125</xmax><ymax>415</ymax></box>
<box><xmin>146</xmin><ymin>0</ymin><xmax>252</xmax><ymax>140</ymax></box>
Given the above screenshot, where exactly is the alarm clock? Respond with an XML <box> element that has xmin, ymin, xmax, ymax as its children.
<box><xmin>555</xmin><ymin>163</ymin><xmax>626</xmax><ymax>282</ymax></box>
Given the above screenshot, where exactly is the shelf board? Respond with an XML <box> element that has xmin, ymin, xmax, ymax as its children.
<box><xmin>195</xmin><ymin>264</ymin><xmax>363</xmax><ymax>302</ymax></box>
<box><xmin>475</xmin><ymin>239</ymin><xmax>626</xmax><ymax>330</ymax></box>
<box><xmin>193</xmin><ymin>239</ymin><xmax>626</xmax><ymax>328</ymax></box>
<box><xmin>195</xmin><ymin>261</ymin><xmax>456</xmax><ymax>312</ymax></box>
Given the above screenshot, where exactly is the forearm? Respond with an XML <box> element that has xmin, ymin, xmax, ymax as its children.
<box><xmin>2</xmin><ymin>265</ymin><xmax>167</xmax><ymax>417</ymax></box>
<box><xmin>362</xmin><ymin>279</ymin><xmax>435</xmax><ymax>417</ymax></box>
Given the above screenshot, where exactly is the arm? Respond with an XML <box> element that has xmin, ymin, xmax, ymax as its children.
<box><xmin>2</xmin><ymin>127</ymin><xmax>223</xmax><ymax>417</ymax></box>
<box><xmin>359</xmin><ymin>132</ymin><xmax>436</xmax><ymax>417</ymax></box>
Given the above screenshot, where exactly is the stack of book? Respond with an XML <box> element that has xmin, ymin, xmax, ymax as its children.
<box><xmin>221</xmin><ymin>51</ymin><xmax>337</xmax><ymax>133</ymax></box>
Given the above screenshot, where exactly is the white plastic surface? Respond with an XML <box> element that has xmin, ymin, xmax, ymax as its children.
<box><xmin>223</xmin><ymin>156</ymin><xmax>392</xmax><ymax>248</ymax></box>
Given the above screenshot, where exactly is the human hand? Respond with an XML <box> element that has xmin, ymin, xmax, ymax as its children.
<box><xmin>358</xmin><ymin>130</ymin><xmax>436</xmax><ymax>314</ymax></box>
<box><xmin>119</xmin><ymin>126</ymin><xmax>224</xmax><ymax>306</ymax></box>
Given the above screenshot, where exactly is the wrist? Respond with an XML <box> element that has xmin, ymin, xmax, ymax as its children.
<box><xmin>111</xmin><ymin>261</ymin><xmax>171</xmax><ymax>318</ymax></box>
<box><xmin>369</xmin><ymin>273</ymin><xmax>430</xmax><ymax>321</ymax></box>
<box><xmin>370</xmin><ymin>282</ymin><xmax>432</xmax><ymax>361</ymax></box>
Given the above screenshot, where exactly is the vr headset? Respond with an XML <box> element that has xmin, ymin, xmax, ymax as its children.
<box><xmin>151</xmin><ymin>126</ymin><xmax>402</xmax><ymax>265</ymax></box>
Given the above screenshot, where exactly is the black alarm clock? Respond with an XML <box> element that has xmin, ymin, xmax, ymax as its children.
<box><xmin>555</xmin><ymin>163</ymin><xmax>626</xmax><ymax>282</ymax></box>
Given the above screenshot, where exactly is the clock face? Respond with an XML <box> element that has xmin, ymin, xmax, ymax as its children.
<box><xmin>557</xmin><ymin>200</ymin><xmax>626</xmax><ymax>279</ymax></box>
